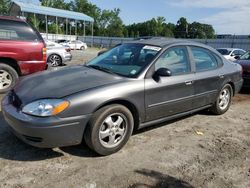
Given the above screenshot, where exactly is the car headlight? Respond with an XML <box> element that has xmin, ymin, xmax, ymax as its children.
<box><xmin>22</xmin><ymin>99</ymin><xmax>70</xmax><ymax>117</ymax></box>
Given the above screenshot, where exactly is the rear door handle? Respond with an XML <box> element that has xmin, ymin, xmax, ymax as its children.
<box><xmin>185</xmin><ymin>81</ymin><xmax>193</xmax><ymax>85</ymax></box>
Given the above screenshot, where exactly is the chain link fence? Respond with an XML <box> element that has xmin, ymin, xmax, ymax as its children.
<box><xmin>78</xmin><ymin>36</ymin><xmax>250</xmax><ymax>50</ymax></box>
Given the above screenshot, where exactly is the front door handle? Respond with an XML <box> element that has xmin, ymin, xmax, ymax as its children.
<box><xmin>185</xmin><ymin>81</ymin><xmax>193</xmax><ymax>85</ymax></box>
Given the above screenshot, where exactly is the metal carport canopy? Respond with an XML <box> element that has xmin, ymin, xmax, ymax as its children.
<box><xmin>12</xmin><ymin>0</ymin><xmax>94</xmax><ymax>22</ymax></box>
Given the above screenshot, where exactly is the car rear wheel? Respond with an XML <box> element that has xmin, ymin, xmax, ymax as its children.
<box><xmin>210</xmin><ymin>84</ymin><xmax>232</xmax><ymax>115</ymax></box>
<box><xmin>48</xmin><ymin>54</ymin><xmax>62</xmax><ymax>67</ymax></box>
<box><xmin>84</xmin><ymin>104</ymin><xmax>134</xmax><ymax>155</ymax></box>
<box><xmin>0</xmin><ymin>63</ymin><xmax>18</xmax><ymax>94</ymax></box>
<box><xmin>80</xmin><ymin>46</ymin><xmax>86</xmax><ymax>50</ymax></box>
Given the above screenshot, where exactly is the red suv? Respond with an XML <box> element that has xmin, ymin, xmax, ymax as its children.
<box><xmin>0</xmin><ymin>16</ymin><xmax>47</xmax><ymax>93</ymax></box>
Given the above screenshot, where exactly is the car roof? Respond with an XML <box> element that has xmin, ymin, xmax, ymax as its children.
<box><xmin>217</xmin><ymin>48</ymin><xmax>245</xmax><ymax>51</ymax></box>
<box><xmin>0</xmin><ymin>16</ymin><xmax>26</xmax><ymax>22</ymax></box>
<box><xmin>126</xmin><ymin>38</ymin><xmax>208</xmax><ymax>48</ymax></box>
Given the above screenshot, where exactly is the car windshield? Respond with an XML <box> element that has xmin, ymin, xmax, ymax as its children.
<box><xmin>217</xmin><ymin>49</ymin><xmax>231</xmax><ymax>55</ymax></box>
<box><xmin>86</xmin><ymin>43</ymin><xmax>161</xmax><ymax>78</ymax></box>
<box><xmin>240</xmin><ymin>51</ymin><xmax>250</xmax><ymax>60</ymax></box>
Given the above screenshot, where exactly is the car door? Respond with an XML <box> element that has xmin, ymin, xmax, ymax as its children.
<box><xmin>189</xmin><ymin>46</ymin><xmax>223</xmax><ymax>109</ymax></box>
<box><xmin>145</xmin><ymin>46</ymin><xmax>195</xmax><ymax>122</ymax></box>
<box><xmin>70</xmin><ymin>41</ymin><xmax>76</xmax><ymax>49</ymax></box>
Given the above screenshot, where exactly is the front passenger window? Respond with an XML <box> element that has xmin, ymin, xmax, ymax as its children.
<box><xmin>155</xmin><ymin>47</ymin><xmax>190</xmax><ymax>75</ymax></box>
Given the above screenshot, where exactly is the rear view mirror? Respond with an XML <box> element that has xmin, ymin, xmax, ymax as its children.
<box><xmin>234</xmin><ymin>55</ymin><xmax>240</xmax><ymax>60</ymax></box>
<box><xmin>153</xmin><ymin>68</ymin><xmax>172</xmax><ymax>81</ymax></box>
<box><xmin>155</xmin><ymin>68</ymin><xmax>172</xmax><ymax>77</ymax></box>
<box><xmin>98</xmin><ymin>50</ymin><xmax>108</xmax><ymax>56</ymax></box>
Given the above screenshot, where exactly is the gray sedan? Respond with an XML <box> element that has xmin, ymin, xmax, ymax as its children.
<box><xmin>2</xmin><ymin>38</ymin><xmax>243</xmax><ymax>155</ymax></box>
<box><xmin>46</xmin><ymin>40</ymin><xmax>72</xmax><ymax>66</ymax></box>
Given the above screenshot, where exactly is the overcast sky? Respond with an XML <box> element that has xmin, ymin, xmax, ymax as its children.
<box><xmin>31</xmin><ymin>0</ymin><xmax>250</xmax><ymax>34</ymax></box>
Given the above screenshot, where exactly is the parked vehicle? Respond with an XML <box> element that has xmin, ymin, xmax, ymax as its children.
<box><xmin>56</xmin><ymin>40</ymin><xmax>87</xmax><ymax>50</ymax></box>
<box><xmin>46</xmin><ymin>40</ymin><xmax>72</xmax><ymax>67</ymax></box>
<box><xmin>217</xmin><ymin>48</ymin><xmax>246</xmax><ymax>61</ymax></box>
<box><xmin>67</xmin><ymin>40</ymin><xmax>88</xmax><ymax>50</ymax></box>
<box><xmin>2</xmin><ymin>39</ymin><xmax>243</xmax><ymax>155</ymax></box>
<box><xmin>235</xmin><ymin>51</ymin><xmax>250</xmax><ymax>87</ymax></box>
<box><xmin>0</xmin><ymin>16</ymin><xmax>47</xmax><ymax>93</ymax></box>
<box><xmin>55</xmin><ymin>39</ymin><xmax>69</xmax><ymax>44</ymax></box>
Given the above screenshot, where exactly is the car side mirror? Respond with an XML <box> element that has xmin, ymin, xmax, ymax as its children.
<box><xmin>231</xmin><ymin>53</ymin><xmax>235</xmax><ymax>57</ymax></box>
<box><xmin>98</xmin><ymin>50</ymin><xmax>108</xmax><ymax>56</ymax></box>
<box><xmin>234</xmin><ymin>55</ymin><xmax>240</xmax><ymax>60</ymax></box>
<box><xmin>153</xmin><ymin>68</ymin><xmax>172</xmax><ymax>79</ymax></box>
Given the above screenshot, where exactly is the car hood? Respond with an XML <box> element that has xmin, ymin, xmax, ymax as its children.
<box><xmin>14</xmin><ymin>65</ymin><xmax>125</xmax><ymax>104</ymax></box>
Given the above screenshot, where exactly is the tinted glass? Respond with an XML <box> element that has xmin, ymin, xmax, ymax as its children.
<box><xmin>191</xmin><ymin>47</ymin><xmax>218</xmax><ymax>72</ymax></box>
<box><xmin>154</xmin><ymin>46</ymin><xmax>190</xmax><ymax>75</ymax></box>
<box><xmin>217</xmin><ymin>49</ymin><xmax>231</xmax><ymax>55</ymax></box>
<box><xmin>87</xmin><ymin>43</ymin><xmax>161</xmax><ymax>77</ymax></box>
<box><xmin>240</xmin><ymin>51</ymin><xmax>250</xmax><ymax>60</ymax></box>
<box><xmin>0</xmin><ymin>19</ymin><xmax>41</xmax><ymax>41</ymax></box>
<box><xmin>234</xmin><ymin>50</ymin><xmax>245</xmax><ymax>56</ymax></box>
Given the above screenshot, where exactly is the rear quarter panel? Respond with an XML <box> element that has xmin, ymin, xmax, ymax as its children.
<box><xmin>0</xmin><ymin>40</ymin><xmax>44</xmax><ymax>61</ymax></box>
<box><xmin>0</xmin><ymin>40</ymin><xmax>46</xmax><ymax>75</ymax></box>
<box><xmin>220</xmin><ymin>59</ymin><xmax>243</xmax><ymax>92</ymax></box>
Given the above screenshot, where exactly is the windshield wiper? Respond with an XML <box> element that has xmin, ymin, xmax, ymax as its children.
<box><xmin>86</xmin><ymin>64</ymin><xmax>120</xmax><ymax>76</ymax></box>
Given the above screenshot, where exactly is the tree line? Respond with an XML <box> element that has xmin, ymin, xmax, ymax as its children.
<box><xmin>0</xmin><ymin>0</ymin><xmax>215</xmax><ymax>39</ymax></box>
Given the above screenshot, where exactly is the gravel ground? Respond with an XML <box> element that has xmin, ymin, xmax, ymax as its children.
<box><xmin>0</xmin><ymin>49</ymin><xmax>250</xmax><ymax>188</ymax></box>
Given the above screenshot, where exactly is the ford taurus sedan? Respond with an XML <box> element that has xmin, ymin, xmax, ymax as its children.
<box><xmin>2</xmin><ymin>38</ymin><xmax>243</xmax><ymax>155</ymax></box>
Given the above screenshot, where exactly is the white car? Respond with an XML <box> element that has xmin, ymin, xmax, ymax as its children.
<box><xmin>217</xmin><ymin>48</ymin><xmax>246</xmax><ymax>61</ymax></box>
<box><xmin>46</xmin><ymin>40</ymin><xmax>72</xmax><ymax>67</ymax></box>
<box><xmin>63</xmin><ymin>40</ymin><xmax>88</xmax><ymax>50</ymax></box>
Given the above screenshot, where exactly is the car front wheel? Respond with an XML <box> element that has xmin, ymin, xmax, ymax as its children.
<box><xmin>0</xmin><ymin>63</ymin><xmax>18</xmax><ymax>94</ymax></box>
<box><xmin>48</xmin><ymin>54</ymin><xmax>62</xmax><ymax>67</ymax></box>
<box><xmin>84</xmin><ymin>104</ymin><xmax>134</xmax><ymax>155</ymax></box>
<box><xmin>210</xmin><ymin>84</ymin><xmax>232</xmax><ymax>115</ymax></box>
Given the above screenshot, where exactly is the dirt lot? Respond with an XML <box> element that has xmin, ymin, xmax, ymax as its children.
<box><xmin>0</xmin><ymin>49</ymin><xmax>250</xmax><ymax>188</ymax></box>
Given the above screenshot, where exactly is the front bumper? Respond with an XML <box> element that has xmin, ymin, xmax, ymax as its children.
<box><xmin>62</xmin><ymin>53</ymin><xmax>72</xmax><ymax>63</ymax></box>
<box><xmin>1</xmin><ymin>95</ymin><xmax>91</xmax><ymax>148</ymax></box>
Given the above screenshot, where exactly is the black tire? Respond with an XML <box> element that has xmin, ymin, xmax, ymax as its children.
<box><xmin>47</xmin><ymin>54</ymin><xmax>62</xmax><ymax>67</ymax></box>
<box><xmin>0</xmin><ymin>63</ymin><xmax>18</xmax><ymax>94</ymax></box>
<box><xmin>80</xmin><ymin>46</ymin><xmax>85</xmax><ymax>50</ymax></box>
<box><xmin>84</xmin><ymin>104</ymin><xmax>134</xmax><ymax>156</ymax></box>
<box><xmin>210</xmin><ymin>84</ymin><xmax>233</xmax><ymax>115</ymax></box>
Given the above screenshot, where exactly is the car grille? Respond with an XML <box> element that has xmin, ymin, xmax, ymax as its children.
<box><xmin>9</xmin><ymin>90</ymin><xmax>22</xmax><ymax>109</ymax></box>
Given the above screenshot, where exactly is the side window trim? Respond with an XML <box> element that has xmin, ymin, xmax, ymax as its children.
<box><xmin>188</xmin><ymin>45</ymin><xmax>222</xmax><ymax>73</ymax></box>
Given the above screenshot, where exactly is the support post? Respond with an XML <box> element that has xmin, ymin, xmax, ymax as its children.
<box><xmin>66</xmin><ymin>18</ymin><xmax>68</xmax><ymax>36</ymax></box>
<box><xmin>91</xmin><ymin>22</ymin><xmax>94</xmax><ymax>47</ymax></box>
<box><xmin>56</xmin><ymin>16</ymin><xmax>58</xmax><ymax>40</ymax></box>
<box><xmin>84</xmin><ymin>20</ymin><xmax>86</xmax><ymax>38</ymax></box>
<box><xmin>34</xmin><ymin>13</ymin><xmax>38</xmax><ymax>31</ymax></box>
<box><xmin>75</xmin><ymin>20</ymin><xmax>77</xmax><ymax>37</ymax></box>
<box><xmin>45</xmin><ymin>15</ymin><xmax>48</xmax><ymax>40</ymax></box>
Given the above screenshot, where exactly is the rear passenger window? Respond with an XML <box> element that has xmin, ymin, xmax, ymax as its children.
<box><xmin>0</xmin><ymin>19</ymin><xmax>41</xmax><ymax>41</ymax></box>
<box><xmin>191</xmin><ymin>47</ymin><xmax>218</xmax><ymax>72</ymax></box>
<box><xmin>155</xmin><ymin>46</ymin><xmax>190</xmax><ymax>75</ymax></box>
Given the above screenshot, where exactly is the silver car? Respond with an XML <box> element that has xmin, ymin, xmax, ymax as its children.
<box><xmin>46</xmin><ymin>40</ymin><xmax>72</xmax><ymax>66</ymax></box>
